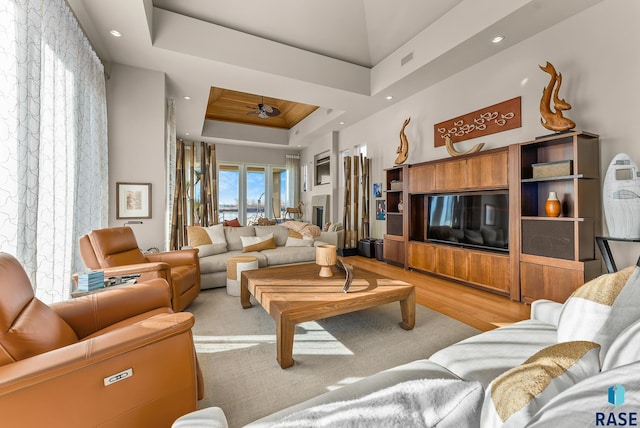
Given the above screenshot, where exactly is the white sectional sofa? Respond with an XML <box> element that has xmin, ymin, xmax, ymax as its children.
<box><xmin>191</xmin><ymin>224</ymin><xmax>343</xmax><ymax>290</ymax></box>
<box><xmin>174</xmin><ymin>259</ymin><xmax>640</xmax><ymax>427</ymax></box>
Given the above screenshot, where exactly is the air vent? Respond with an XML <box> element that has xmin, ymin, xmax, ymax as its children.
<box><xmin>401</xmin><ymin>52</ymin><xmax>414</xmax><ymax>66</ymax></box>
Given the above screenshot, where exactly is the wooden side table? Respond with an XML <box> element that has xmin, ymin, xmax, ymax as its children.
<box><xmin>596</xmin><ymin>236</ymin><xmax>640</xmax><ymax>273</ymax></box>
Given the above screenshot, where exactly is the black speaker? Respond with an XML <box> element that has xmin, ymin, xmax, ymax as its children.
<box><xmin>522</xmin><ymin>220</ymin><xmax>575</xmax><ymax>260</ymax></box>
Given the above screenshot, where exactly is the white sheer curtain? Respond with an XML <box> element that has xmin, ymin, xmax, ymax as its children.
<box><xmin>0</xmin><ymin>0</ymin><xmax>108</xmax><ymax>303</ymax></box>
<box><xmin>286</xmin><ymin>154</ymin><xmax>300</xmax><ymax>208</ymax></box>
<box><xmin>165</xmin><ymin>98</ymin><xmax>176</xmax><ymax>250</ymax></box>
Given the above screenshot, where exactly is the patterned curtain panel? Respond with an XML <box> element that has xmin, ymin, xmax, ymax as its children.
<box><xmin>0</xmin><ymin>0</ymin><xmax>108</xmax><ymax>303</ymax></box>
<box><xmin>165</xmin><ymin>98</ymin><xmax>176</xmax><ymax>250</ymax></box>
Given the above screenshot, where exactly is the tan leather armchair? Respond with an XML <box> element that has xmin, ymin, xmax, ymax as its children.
<box><xmin>79</xmin><ymin>226</ymin><xmax>201</xmax><ymax>312</ymax></box>
<box><xmin>0</xmin><ymin>252</ymin><xmax>202</xmax><ymax>427</ymax></box>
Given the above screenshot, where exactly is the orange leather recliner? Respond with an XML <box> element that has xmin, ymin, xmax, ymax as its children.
<box><xmin>0</xmin><ymin>252</ymin><xmax>201</xmax><ymax>427</ymax></box>
<box><xmin>79</xmin><ymin>226</ymin><xmax>201</xmax><ymax>312</ymax></box>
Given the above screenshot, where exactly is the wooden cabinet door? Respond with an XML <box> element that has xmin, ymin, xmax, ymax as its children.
<box><xmin>409</xmin><ymin>164</ymin><xmax>435</xmax><ymax>194</ymax></box>
<box><xmin>435</xmin><ymin>245</ymin><xmax>468</xmax><ymax>280</ymax></box>
<box><xmin>468</xmin><ymin>251</ymin><xmax>510</xmax><ymax>294</ymax></box>
<box><xmin>520</xmin><ymin>262</ymin><xmax>584</xmax><ymax>303</ymax></box>
<box><xmin>408</xmin><ymin>242</ymin><xmax>436</xmax><ymax>272</ymax></box>
<box><xmin>435</xmin><ymin>159</ymin><xmax>467</xmax><ymax>191</ymax></box>
<box><xmin>383</xmin><ymin>237</ymin><xmax>405</xmax><ymax>266</ymax></box>
<box><xmin>467</xmin><ymin>151</ymin><xmax>508</xmax><ymax>189</ymax></box>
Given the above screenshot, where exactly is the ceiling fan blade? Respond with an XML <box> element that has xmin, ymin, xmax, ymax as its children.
<box><xmin>265</xmin><ymin>107</ymin><xmax>280</xmax><ymax>117</ymax></box>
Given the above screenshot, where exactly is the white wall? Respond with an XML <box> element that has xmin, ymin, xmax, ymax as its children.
<box><xmin>305</xmin><ymin>0</ymin><xmax>640</xmax><ymax>267</ymax></box>
<box><xmin>106</xmin><ymin>63</ymin><xmax>167</xmax><ymax>251</ymax></box>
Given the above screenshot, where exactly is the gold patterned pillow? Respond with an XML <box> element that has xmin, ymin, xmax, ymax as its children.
<box><xmin>241</xmin><ymin>233</ymin><xmax>276</xmax><ymax>253</ymax></box>
<box><xmin>186</xmin><ymin>226</ymin><xmax>211</xmax><ymax>247</ymax></box>
<box><xmin>481</xmin><ymin>341</ymin><xmax>601</xmax><ymax>427</ymax></box>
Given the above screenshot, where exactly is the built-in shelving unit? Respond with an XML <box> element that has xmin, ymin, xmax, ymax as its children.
<box><xmin>514</xmin><ymin>130</ymin><xmax>601</xmax><ymax>303</ymax></box>
<box><xmin>383</xmin><ymin>165</ymin><xmax>407</xmax><ymax>266</ymax></box>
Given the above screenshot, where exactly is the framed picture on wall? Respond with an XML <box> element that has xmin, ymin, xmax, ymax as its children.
<box><xmin>376</xmin><ymin>199</ymin><xmax>386</xmax><ymax>220</ymax></box>
<box><xmin>373</xmin><ymin>183</ymin><xmax>382</xmax><ymax>198</ymax></box>
<box><xmin>116</xmin><ymin>182</ymin><xmax>152</xmax><ymax>219</ymax></box>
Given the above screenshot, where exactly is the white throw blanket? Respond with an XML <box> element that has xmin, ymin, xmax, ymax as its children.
<box><xmin>271</xmin><ymin>378</ymin><xmax>483</xmax><ymax>428</ymax></box>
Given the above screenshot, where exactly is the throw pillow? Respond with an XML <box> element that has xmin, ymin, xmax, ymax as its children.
<box><xmin>255</xmin><ymin>226</ymin><xmax>289</xmax><ymax>247</ymax></box>
<box><xmin>224</xmin><ymin>226</ymin><xmax>256</xmax><ymax>251</ymax></box>
<box><xmin>593</xmin><ymin>264</ymin><xmax>640</xmax><ymax>363</ymax></box>
<box><xmin>556</xmin><ymin>264</ymin><xmax>636</xmax><ymax>357</ymax></box>
<box><xmin>196</xmin><ymin>242</ymin><xmax>228</xmax><ymax>258</ymax></box>
<box><xmin>288</xmin><ymin>230</ymin><xmax>303</xmax><ymax>239</ymax></box>
<box><xmin>481</xmin><ymin>341</ymin><xmax>601</xmax><ymax>428</ymax></box>
<box><xmin>204</xmin><ymin>223</ymin><xmax>226</xmax><ymax>244</ymax></box>
<box><xmin>241</xmin><ymin>233</ymin><xmax>276</xmax><ymax>253</ymax></box>
<box><xmin>601</xmin><ymin>318</ymin><xmax>640</xmax><ymax>371</ymax></box>
<box><xmin>272</xmin><ymin>379</ymin><xmax>484</xmax><ymax>428</ymax></box>
<box><xmin>186</xmin><ymin>226</ymin><xmax>211</xmax><ymax>247</ymax></box>
<box><xmin>223</xmin><ymin>218</ymin><xmax>242</xmax><ymax>227</ymax></box>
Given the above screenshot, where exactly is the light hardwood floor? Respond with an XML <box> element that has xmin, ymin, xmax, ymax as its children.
<box><xmin>346</xmin><ymin>256</ymin><xmax>531</xmax><ymax>332</ymax></box>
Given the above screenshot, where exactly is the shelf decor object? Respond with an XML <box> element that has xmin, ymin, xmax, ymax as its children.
<box><xmin>395</xmin><ymin>117</ymin><xmax>410</xmax><ymax>165</ymax></box>
<box><xmin>539</xmin><ymin>61</ymin><xmax>576</xmax><ymax>132</ymax></box>
<box><xmin>603</xmin><ymin>153</ymin><xmax>640</xmax><ymax>239</ymax></box>
<box><xmin>434</xmin><ymin>96</ymin><xmax>521</xmax><ymax>146</ymax></box>
<box><xmin>545</xmin><ymin>191</ymin><xmax>562</xmax><ymax>217</ymax></box>
<box><xmin>444</xmin><ymin>135</ymin><xmax>484</xmax><ymax>157</ymax></box>
<box><xmin>316</xmin><ymin>244</ymin><xmax>337</xmax><ymax>277</ymax></box>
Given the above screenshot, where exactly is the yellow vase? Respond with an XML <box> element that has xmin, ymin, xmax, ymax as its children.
<box><xmin>545</xmin><ymin>191</ymin><xmax>561</xmax><ymax>217</ymax></box>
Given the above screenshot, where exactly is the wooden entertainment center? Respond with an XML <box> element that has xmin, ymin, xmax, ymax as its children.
<box><xmin>384</xmin><ymin>131</ymin><xmax>602</xmax><ymax>303</ymax></box>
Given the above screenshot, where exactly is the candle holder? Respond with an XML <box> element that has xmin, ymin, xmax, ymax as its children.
<box><xmin>315</xmin><ymin>244</ymin><xmax>337</xmax><ymax>277</ymax></box>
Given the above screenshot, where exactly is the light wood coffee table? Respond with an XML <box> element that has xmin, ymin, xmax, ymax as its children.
<box><xmin>240</xmin><ymin>262</ymin><xmax>415</xmax><ymax>368</ymax></box>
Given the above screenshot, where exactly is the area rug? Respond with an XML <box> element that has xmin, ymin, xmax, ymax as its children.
<box><xmin>187</xmin><ymin>288</ymin><xmax>480</xmax><ymax>427</ymax></box>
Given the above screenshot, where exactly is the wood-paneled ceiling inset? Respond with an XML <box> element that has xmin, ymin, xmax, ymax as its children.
<box><xmin>205</xmin><ymin>87</ymin><xmax>319</xmax><ymax>130</ymax></box>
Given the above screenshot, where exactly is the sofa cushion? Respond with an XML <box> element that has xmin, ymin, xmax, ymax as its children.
<box><xmin>602</xmin><ymin>318</ymin><xmax>640</xmax><ymax>371</ymax></box>
<box><xmin>199</xmin><ymin>251</ymin><xmax>268</xmax><ymax>274</ymax></box>
<box><xmin>241</xmin><ymin>233</ymin><xmax>276</xmax><ymax>253</ymax></box>
<box><xmin>261</xmin><ymin>247</ymin><xmax>316</xmax><ymax>266</ymax></box>
<box><xmin>255</xmin><ymin>226</ymin><xmax>289</xmax><ymax>247</ymax></box>
<box><xmin>196</xmin><ymin>243</ymin><xmax>228</xmax><ymax>258</ymax></box>
<box><xmin>285</xmin><ymin>236</ymin><xmax>314</xmax><ymax>247</ymax></box>
<box><xmin>224</xmin><ymin>226</ymin><xmax>256</xmax><ymax>251</ymax></box>
<box><xmin>557</xmin><ymin>263</ymin><xmax>640</xmax><ymax>363</ymax></box>
<box><xmin>481</xmin><ymin>341</ymin><xmax>600</xmax><ymax>428</ymax></box>
<box><xmin>429</xmin><ymin>319</ymin><xmax>558</xmax><ymax>388</ymax></box>
<box><xmin>272</xmin><ymin>379</ymin><xmax>483</xmax><ymax>428</ymax></box>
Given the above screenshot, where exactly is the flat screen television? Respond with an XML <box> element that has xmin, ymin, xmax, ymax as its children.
<box><xmin>427</xmin><ymin>192</ymin><xmax>509</xmax><ymax>252</ymax></box>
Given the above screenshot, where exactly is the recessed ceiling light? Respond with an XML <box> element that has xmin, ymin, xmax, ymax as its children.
<box><xmin>339</xmin><ymin>121</ymin><xmax>345</xmax><ymax>125</ymax></box>
<box><xmin>183</xmin><ymin>96</ymin><xmax>191</xmax><ymax>100</ymax></box>
<box><xmin>386</xmin><ymin>96</ymin><xmax>393</xmax><ymax>100</ymax></box>
<box><xmin>109</xmin><ymin>30</ymin><xmax>122</xmax><ymax>38</ymax></box>
<box><xmin>185</xmin><ymin>132</ymin><xmax>190</xmax><ymax>136</ymax></box>
<box><xmin>492</xmin><ymin>35</ymin><xmax>504</xmax><ymax>44</ymax></box>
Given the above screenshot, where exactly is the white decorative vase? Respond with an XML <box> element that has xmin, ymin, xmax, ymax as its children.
<box><xmin>603</xmin><ymin>153</ymin><xmax>640</xmax><ymax>238</ymax></box>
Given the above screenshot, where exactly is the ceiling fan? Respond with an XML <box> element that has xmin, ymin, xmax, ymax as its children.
<box><xmin>247</xmin><ymin>96</ymin><xmax>281</xmax><ymax>119</ymax></box>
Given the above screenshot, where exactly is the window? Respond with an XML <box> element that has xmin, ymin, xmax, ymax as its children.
<box><xmin>218</xmin><ymin>162</ymin><xmax>288</xmax><ymax>225</ymax></box>
<box><xmin>219</xmin><ymin>165</ymin><xmax>240</xmax><ymax>223</ymax></box>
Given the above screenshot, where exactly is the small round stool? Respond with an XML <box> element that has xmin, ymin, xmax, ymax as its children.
<box><xmin>226</xmin><ymin>256</ymin><xmax>258</xmax><ymax>296</ymax></box>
